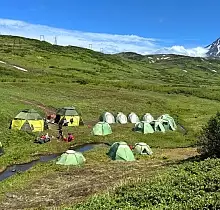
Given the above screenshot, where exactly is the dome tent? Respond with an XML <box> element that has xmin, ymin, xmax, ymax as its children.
<box><xmin>11</xmin><ymin>109</ymin><xmax>44</xmax><ymax>132</ymax></box>
<box><xmin>157</xmin><ymin>114</ymin><xmax>177</xmax><ymax>131</ymax></box>
<box><xmin>55</xmin><ymin>107</ymin><xmax>83</xmax><ymax>126</ymax></box>
<box><xmin>107</xmin><ymin>142</ymin><xmax>135</xmax><ymax>161</ymax></box>
<box><xmin>133</xmin><ymin>142</ymin><xmax>153</xmax><ymax>155</ymax></box>
<box><xmin>150</xmin><ymin>120</ymin><xmax>166</xmax><ymax>132</ymax></box>
<box><xmin>133</xmin><ymin>121</ymin><xmax>154</xmax><ymax>134</ymax></box>
<box><xmin>92</xmin><ymin>122</ymin><xmax>112</xmax><ymax>136</ymax></box>
<box><xmin>56</xmin><ymin>150</ymin><xmax>86</xmax><ymax>165</ymax></box>
<box><xmin>142</xmin><ymin>113</ymin><xmax>154</xmax><ymax>123</ymax></box>
<box><xmin>99</xmin><ymin>112</ymin><xmax>115</xmax><ymax>124</ymax></box>
<box><xmin>116</xmin><ymin>112</ymin><xmax>128</xmax><ymax>124</ymax></box>
<box><xmin>128</xmin><ymin>112</ymin><xmax>140</xmax><ymax>124</ymax></box>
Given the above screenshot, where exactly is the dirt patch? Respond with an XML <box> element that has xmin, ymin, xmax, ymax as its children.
<box><xmin>154</xmin><ymin>147</ymin><xmax>198</xmax><ymax>160</ymax></box>
<box><xmin>0</xmin><ymin>148</ymin><xmax>198</xmax><ymax>210</ymax></box>
<box><xmin>0</xmin><ymin>161</ymin><xmax>165</xmax><ymax>210</ymax></box>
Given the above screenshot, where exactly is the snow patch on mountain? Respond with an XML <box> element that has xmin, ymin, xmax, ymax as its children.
<box><xmin>206</xmin><ymin>38</ymin><xmax>220</xmax><ymax>57</ymax></box>
<box><xmin>12</xmin><ymin>65</ymin><xmax>28</xmax><ymax>72</ymax></box>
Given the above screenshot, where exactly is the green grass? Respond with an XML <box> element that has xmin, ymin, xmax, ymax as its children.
<box><xmin>0</xmin><ymin>35</ymin><xmax>220</xmax><ymax>208</ymax></box>
<box><xmin>71</xmin><ymin>158</ymin><xmax>220</xmax><ymax>210</ymax></box>
<box><xmin>0</xmin><ymin>81</ymin><xmax>218</xmax><ymax>169</ymax></box>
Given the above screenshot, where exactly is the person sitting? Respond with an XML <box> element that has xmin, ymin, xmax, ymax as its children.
<box><xmin>40</xmin><ymin>134</ymin><xmax>46</xmax><ymax>140</ymax></box>
<box><xmin>67</xmin><ymin>133</ymin><xmax>74</xmax><ymax>142</ymax></box>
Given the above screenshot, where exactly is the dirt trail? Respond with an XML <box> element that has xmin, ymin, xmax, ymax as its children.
<box><xmin>0</xmin><ymin>147</ymin><xmax>198</xmax><ymax>210</ymax></box>
<box><xmin>12</xmin><ymin>97</ymin><xmax>56</xmax><ymax>116</ymax></box>
<box><xmin>12</xmin><ymin>97</ymin><xmax>97</xmax><ymax>125</ymax></box>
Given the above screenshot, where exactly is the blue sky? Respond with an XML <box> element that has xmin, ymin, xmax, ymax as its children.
<box><xmin>0</xmin><ymin>0</ymin><xmax>218</xmax><ymax>56</ymax></box>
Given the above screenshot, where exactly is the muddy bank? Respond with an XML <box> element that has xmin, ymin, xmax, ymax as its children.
<box><xmin>0</xmin><ymin>143</ymin><xmax>108</xmax><ymax>182</ymax></box>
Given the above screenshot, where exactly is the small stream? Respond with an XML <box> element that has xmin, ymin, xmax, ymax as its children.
<box><xmin>0</xmin><ymin>143</ymin><xmax>107</xmax><ymax>182</ymax></box>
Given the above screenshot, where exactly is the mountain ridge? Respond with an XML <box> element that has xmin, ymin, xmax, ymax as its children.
<box><xmin>206</xmin><ymin>38</ymin><xmax>220</xmax><ymax>57</ymax></box>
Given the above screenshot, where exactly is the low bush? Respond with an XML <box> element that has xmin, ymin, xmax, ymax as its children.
<box><xmin>72</xmin><ymin>158</ymin><xmax>220</xmax><ymax>210</ymax></box>
<box><xmin>198</xmin><ymin>112</ymin><xmax>220</xmax><ymax>157</ymax></box>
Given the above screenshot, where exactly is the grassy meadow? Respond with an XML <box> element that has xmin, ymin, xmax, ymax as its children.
<box><xmin>0</xmin><ymin>35</ymin><xmax>220</xmax><ymax>208</ymax></box>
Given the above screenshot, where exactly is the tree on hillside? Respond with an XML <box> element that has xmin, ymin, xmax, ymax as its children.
<box><xmin>198</xmin><ymin>112</ymin><xmax>220</xmax><ymax>157</ymax></box>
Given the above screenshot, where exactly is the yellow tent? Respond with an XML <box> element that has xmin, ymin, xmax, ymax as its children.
<box><xmin>54</xmin><ymin>107</ymin><xmax>82</xmax><ymax>127</ymax></box>
<box><xmin>11</xmin><ymin>109</ymin><xmax>44</xmax><ymax>132</ymax></box>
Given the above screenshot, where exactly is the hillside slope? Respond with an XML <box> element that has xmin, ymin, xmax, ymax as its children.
<box><xmin>1</xmin><ymin>35</ymin><xmax>220</xmax><ymax>87</ymax></box>
<box><xmin>0</xmin><ymin>35</ymin><xmax>220</xmax><ymax>209</ymax></box>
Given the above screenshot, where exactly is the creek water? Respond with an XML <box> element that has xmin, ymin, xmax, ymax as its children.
<box><xmin>0</xmin><ymin>143</ymin><xmax>106</xmax><ymax>182</ymax></box>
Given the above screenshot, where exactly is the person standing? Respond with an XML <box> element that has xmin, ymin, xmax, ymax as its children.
<box><xmin>58</xmin><ymin>117</ymin><xmax>64</xmax><ymax>130</ymax></box>
<box><xmin>58</xmin><ymin>129</ymin><xmax>63</xmax><ymax>140</ymax></box>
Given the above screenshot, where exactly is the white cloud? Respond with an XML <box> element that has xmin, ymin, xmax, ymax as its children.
<box><xmin>155</xmin><ymin>46</ymin><xmax>208</xmax><ymax>57</ymax></box>
<box><xmin>0</xmin><ymin>18</ymin><xmax>208</xmax><ymax>57</ymax></box>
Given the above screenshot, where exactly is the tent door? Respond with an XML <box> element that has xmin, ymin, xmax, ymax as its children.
<box><xmin>55</xmin><ymin>115</ymin><xmax>61</xmax><ymax>123</ymax></box>
<box><xmin>142</xmin><ymin>148</ymin><xmax>147</xmax><ymax>154</ymax></box>
<box><xmin>21</xmin><ymin>121</ymin><xmax>32</xmax><ymax>131</ymax></box>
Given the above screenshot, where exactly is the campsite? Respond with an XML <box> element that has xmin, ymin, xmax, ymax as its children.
<box><xmin>0</xmin><ymin>35</ymin><xmax>220</xmax><ymax>209</ymax></box>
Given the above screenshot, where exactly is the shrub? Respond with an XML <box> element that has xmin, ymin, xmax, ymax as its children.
<box><xmin>197</xmin><ymin>112</ymin><xmax>220</xmax><ymax>157</ymax></box>
<box><xmin>72</xmin><ymin>159</ymin><xmax>220</xmax><ymax>210</ymax></box>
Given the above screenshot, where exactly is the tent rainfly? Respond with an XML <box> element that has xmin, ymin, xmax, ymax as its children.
<box><xmin>157</xmin><ymin>114</ymin><xmax>177</xmax><ymax>131</ymax></box>
<box><xmin>55</xmin><ymin>107</ymin><xmax>83</xmax><ymax>126</ymax></box>
<box><xmin>150</xmin><ymin>120</ymin><xmax>166</xmax><ymax>133</ymax></box>
<box><xmin>92</xmin><ymin>122</ymin><xmax>112</xmax><ymax>136</ymax></box>
<box><xmin>134</xmin><ymin>121</ymin><xmax>154</xmax><ymax>134</ymax></box>
<box><xmin>11</xmin><ymin>109</ymin><xmax>44</xmax><ymax>132</ymax></box>
<box><xmin>107</xmin><ymin>142</ymin><xmax>135</xmax><ymax>161</ymax></box>
<box><xmin>142</xmin><ymin>113</ymin><xmax>154</xmax><ymax>123</ymax></box>
<box><xmin>99</xmin><ymin>112</ymin><xmax>115</xmax><ymax>124</ymax></box>
<box><xmin>56</xmin><ymin>150</ymin><xmax>86</xmax><ymax>165</ymax></box>
<box><xmin>128</xmin><ymin>112</ymin><xmax>140</xmax><ymax>124</ymax></box>
<box><xmin>133</xmin><ymin>142</ymin><xmax>153</xmax><ymax>155</ymax></box>
<box><xmin>116</xmin><ymin>112</ymin><xmax>128</xmax><ymax>124</ymax></box>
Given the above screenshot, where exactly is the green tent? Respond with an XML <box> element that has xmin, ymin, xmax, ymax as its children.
<box><xmin>14</xmin><ymin>109</ymin><xmax>43</xmax><ymax>120</ymax></box>
<box><xmin>56</xmin><ymin>107</ymin><xmax>79</xmax><ymax>116</ymax></box>
<box><xmin>150</xmin><ymin>120</ymin><xmax>166</xmax><ymax>132</ymax></box>
<box><xmin>157</xmin><ymin>114</ymin><xmax>177</xmax><ymax>131</ymax></box>
<box><xmin>133</xmin><ymin>142</ymin><xmax>153</xmax><ymax>155</ymax></box>
<box><xmin>107</xmin><ymin>142</ymin><xmax>135</xmax><ymax>161</ymax></box>
<box><xmin>116</xmin><ymin>112</ymin><xmax>128</xmax><ymax>124</ymax></box>
<box><xmin>92</xmin><ymin>122</ymin><xmax>112</xmax><ymax>136</ymax></box>
<box><xmin>56</xmin><ymin>150</ymin><xmax>86</xmax><ymax>165</ymax></box>
<box><xmin>99</xmin><ymin>112</ymin><xmax>115</xmax><ymax>124</ymax></box>
<box><xmin>134</xmin><ymin>121</ymin><xmax>154</xmax><ymax>134</ymax></box>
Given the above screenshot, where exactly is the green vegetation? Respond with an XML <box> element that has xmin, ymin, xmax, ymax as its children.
<box><xmin>71</xmin><ymin>158</ymin><xmax>220</xmax><ymax>210</ymax></box>
<box><xmin>0</xmin><ymin>35</ymin><xmax>220</xmax><ymax>208</ymax></box>
<box><xmin>198</xmin><ymin>112</ymin><xmax>220</xmax><ymax>157</ymax></box>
